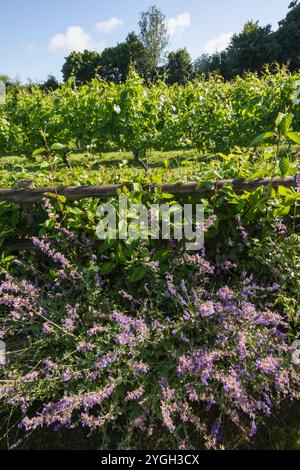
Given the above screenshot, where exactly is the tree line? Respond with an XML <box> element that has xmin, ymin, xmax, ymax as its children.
<box><xmin>1</xmin><ymin>1</ymin><xmax>300</xmax><ymax>90</ymax></box>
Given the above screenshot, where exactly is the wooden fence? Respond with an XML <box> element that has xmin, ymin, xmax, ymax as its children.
<box><xmin>0</xmin><ymin>176</ymin><xmax>296</xmax><ymax>204</ymax></box>
<box><xmin>0</xmin><ymin>175</ymin><xmax>297</xmax><ymax>252</ymax></box>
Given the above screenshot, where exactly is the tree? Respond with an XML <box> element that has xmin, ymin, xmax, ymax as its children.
<box><xmin>0</xmin><ymin>74</ymin><xmax>10</xmax><ymax>86</ymax></box>
<box><xmin>138</xmin><ymin>5</ymin><xmax>169</xmax><ymax>73</ymax></box>
<box><xmin>166</xmin><ymin>48</ymin><xmax>193</xmax><ymax>85</ymax></box>
<box><xmin>194</xmin><ymin>52</ymin><xmax>226</xmax><ymax>77</ymax></box>
<box><xmin>99</xmin><ymin>33</ymin><xmax>150</xmax><ymax>83</ymax></box>
<box><xmin>40</xmin><ymin>75</ymin><xmax>59</xmax><ymax>91</ymax></box>
<box><xmin>223</xmin><ymin>21</ymin><xmax>280</xmax><ymax>78</ymax></box>
<box><xmin>62</xmin><ymin>50</ymin><xmax>101</xmax><ymax>85</ymax></box>
<box><xmin>276</xmin><ymin>1</ymin><xmax>300</xmax><ymax>69</ymax></box>
<box><xmin>126</xmin><ymin>32</ymin><xmax>151</xmax><ymax>79</ymax></box>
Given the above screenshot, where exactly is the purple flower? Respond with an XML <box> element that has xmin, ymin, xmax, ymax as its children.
<box><xmin>186</xmin><ymin>386</ymin><xmax>199</xmax><ymax>402</ymax></box>
<box><xmin>119</xmin><ymin>291</ymin><xmax>134</xmax><ymax>302</ymax></box>
<box><xmin>236</xmin><ymin>332</ymin><xmax>248</xmax><ymax>360</ymax></box>
<box><xmin>217</xmin><ymin>286</ymin><xmax>234</xmax><ymax>301</ymax></box>
<box><xmin>180</xmin><ymin>280</ymin><xmax>187</xmax><ymax>293</ymax></box>
<box><xmin>132</xmin><ymin>361</ymin><xmax>150</xmax><ymax>374</ymax></box>
<box><xmin>62</xmin><ymin>318</ymin><xmax>75</xmax><ymax>332</ymax></box>
<box><xmin>183</xmin><ymin>310</ymin><xmax>191</xmax><ymax>321</ymax></box>
<box><xmin>31</xmin><ymin>237</ymin><xmax>71</xmax><ymax>269</ymax></box>
<box><xmin>256</xmin><ymin>356</ymin><xmax>281</xmax><ymax>374</ymax></box>
<box><xmin>23</xmin><ymin>372</ymin><xmax>39</xmax><ymax>383</ymax></box>
<box><xmin>220</xmin><ymin>372</ymin><xmax>243</xmax><ymax>400</ymax></box>
<box><xmin>125</xmin><ymin>387</ymin><xmax>145</xmax><ymax>401</ymax></box>
<box><xmin>235</xmin><ymin>215</ymin><xmax>250</xmax><ymax>246</ymax></box>
<box><xmin>60</xmin><ymin>371</ymin><xmax>72</xmax><ymax>382</ymax></box>
<box><xmin>83</xmin><ymin>384</ymin><xmax>116</xmax><ymax>411</ymax></box>
<box><xmin>275</xmin><ymin>218</ymin><xmax>287</xmax><ymax>236</ymax></box>
<box><xmin>160</xmin><ymin>379</ymin><xmax>175</xmax><ymax>400</ymax></box>
<box><xmin>76</xmin><ymin>342</ymin><xmax>94</xmax><ymax>353</ymax></box>
<box><xmin>211</xmin><ymin>416</ymin><xmax>221</xmax><ymax>439</ymax></box>
<box><xmin>198</xmin><ymin>301</ymin><xmax>215</xmax><ymax>318</ymax></box>
<box><xmin>166</xmin><ymin>273</ymin><xmax>176</xmax><ymax>296</ymax></box>
<box><xmin>143</xmin><ymin>261</ymin><xmax>160</xmax><ymax>272</ymax></box>
<box><xmin>203</xmin><ymin>214</ymin><xmax>217</xmax><ymax>232</ymax></box>
<box><xmin>95</xmin><ymin>352</ymin><xmax>118</xmax><ymax>369</ymax></box>
<box><xmin>87</xmin><ymin>324</ymin><xmax>106</xmax><ymax>336</ymax></box>
<box><xmin>42</xmin><ymin>323</ymin><xmax>54</xmax><ymax>334</ymax></box>
<box><xmin>249</xmin><ymin>420</ymin><xmax>257</xmax><ymax>438</ymax></box>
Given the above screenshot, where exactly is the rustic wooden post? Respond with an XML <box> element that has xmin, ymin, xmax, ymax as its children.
<box><xmin>16</xmin><ymin>180</ymin><xmax>35</xmax><ymax>226</ymax></box>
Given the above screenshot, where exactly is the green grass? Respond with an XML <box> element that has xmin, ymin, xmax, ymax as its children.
<box><xmin>1</xmin><ymin>147</ymin><xmax>298</xmax><ymax>191</ymax></box>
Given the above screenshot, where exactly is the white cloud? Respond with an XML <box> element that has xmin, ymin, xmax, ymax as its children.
<box><xmin>203</xmin><ymin>32</ymin><xmax>234</xmax><ymax>54</ymax></box>
<box><xmin>49</xmin><ymin>26</ymin><xmax>105</xmax><ymax>54</ymax></box>
<box><xmin>94</xmin><ymin>17</ymin><xmax>123</xmax><ymax>34</ymax></box>
<box><xmin>25</xmin><ymin>41</ymin><xmax>36</xmax><ymax>52</ymax></box>
<box><xmin>166</xmin><ymin>12</ymin><xmax>191</xmax><ymax>36</ymax></box>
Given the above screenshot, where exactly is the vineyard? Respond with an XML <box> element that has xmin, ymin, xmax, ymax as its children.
<box><xmin>1</xmin><ymin>67</ymin><xmax>300</xmax><ymax>158</ymax></box>
<box><xmin>0</xmin><ymin>67</ymin><xmax>300</xmax><ymax>450</ymax></box>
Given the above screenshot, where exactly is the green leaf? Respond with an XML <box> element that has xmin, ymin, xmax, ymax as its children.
<box><xmin>279</xmin><ymin>156</ymin><xmax>290</xmax><ymax>177</ymax></box>
<box><xmin>250</xmin><ymin>131</ymin><xmax>275</xmax><ymax>146</ymax></box>
<box><xmin>51</xmin><ymin>143</ymin><xmax>68</xmax><ymax>151</ymax></box>
<box><xmin>286</xmin><ymin>131</ymin><xmax>300</xmax><ymax>145</ymax></box>
<box><xmin>56</xmin><ymin>195</ymin><xmax>67</xmax><ymax>203</ymax></box>
<box><xmin>281</xmin><ymin>113</ymin><xmax>294</xmax><ymax>135</ymax></box>
<box><xmin>275</xmin><ymin>112</ymin><xmax>286</xmax><ymax>128</ymax></box>
<box><xmin>100</xmin><ymin>262</ymin><xmax>115</xmax><ymax>275</ymax></box>
<box><xmin>32</xmin><ymin>147</ymin><xmax>45</xmax><ymax>156</ymax></box>
<box><xmin>130</xmin><ymin>266</ymin><xmax>147</xmax><ymax>283</ymax></box>
<box><xmin>277</xmin><ymin>185</ymin><xmax>292</xmax><ymax>196</ymax></box>
<box><xmin>67</xmin><ymin>207</ymin><xmax>83</xmax><ymax>215</ymax></box>
<box><xmin>275</xmin><ymin>112</ymin><xmax>294</xmax><ymax>135</ymax></box>
<box><xmin>153</xmin><ymin>249</ymin><xmax>169</xmax><ymax>262</ymax></box>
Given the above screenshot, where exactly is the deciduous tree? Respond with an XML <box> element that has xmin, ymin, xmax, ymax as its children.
<box><xmin>62</xmin><ymin>50</ymin><xmax>101</xmax><ymax>85</ymax></box>
<box><xmin>166</xmin><ymin>48</ymin><xmax>193</xmax><ymax>85</ymax></box>
<box><xmin>138</xmin><ymin>5</ymin><xmax>169</xmax><ymax>73</ymax></box>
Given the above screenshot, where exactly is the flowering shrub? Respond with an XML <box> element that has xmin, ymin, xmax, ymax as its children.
<box><xmin>0</xmin><ymin>218</ymin><xmax>299</xmax><ymax>450</ymax></box>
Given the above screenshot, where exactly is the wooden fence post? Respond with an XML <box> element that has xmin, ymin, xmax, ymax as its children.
<box><xmin>16</xmin><ymin>180</ymin><xmax>35</xmax><ymax>226</ymax></box>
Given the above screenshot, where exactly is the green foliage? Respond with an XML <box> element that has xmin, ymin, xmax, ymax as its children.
<box><xmin>276</xmin><ymin>1</ymin><xmax>300</xmax><ymax>70</ymax></box>
<box><xmin>2</xmin><ymin>67</ymin><xmax>300</xmax><ymax>158</ymax></box>
<box><xmin>193</xmin><ymin>2</ymin><xmax>300</xmax><ymax>79</ymax></box>
<box><xmin>223</xmin><ymin>22</ymin><xmax>280</xmax><ymax>79</ymax></box>
<box><xmin>62</xmin><ymin>50</ymin><xmax>102</xmax><ymax>85</ymax></box>
<box><xmin>166</xmin><ymin>49</ymin><xmax>193</xmax><ymax>86</ymax></box>
<box><xmin>99</xmin><ymin>33</ymin><xmax>150</xmax><ymax>83</ymax></box>
<box><xmin>138</xmin><ymin>5</ymin><xmax>169</xmax><ymax>73</ymax></box>
<box><xmin>40</xmin><ymin>75</ymin><xmax>59</xmax><ymax>92</ymax></box>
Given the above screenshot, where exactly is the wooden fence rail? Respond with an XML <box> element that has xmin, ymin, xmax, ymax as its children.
<box><xmin>0</xmin><ymin>176</ymin><xmax>297</xmax><ymax>204</ymax></box>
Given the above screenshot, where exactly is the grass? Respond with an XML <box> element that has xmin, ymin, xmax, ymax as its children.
<box><xmin>1</xmin><ymin>146</ymin><xmax>297</xmax><ymax>191</ymax></box>
<box><xmin>0</xmin><ymin>150</ymin><xmax>207</xmax><ymax>189</ymax></box>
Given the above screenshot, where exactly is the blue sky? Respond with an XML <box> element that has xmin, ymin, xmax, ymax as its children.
<box><xmin>0</xmin><ymin>0</ymin><xmax>292</xmax><ymax>82</ymax></box>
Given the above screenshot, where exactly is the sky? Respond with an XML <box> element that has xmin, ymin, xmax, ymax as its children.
<box><xmin>0</xmin><ymin>0</ymin><xmax>293</xmax><ymax>83</ymax></box>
